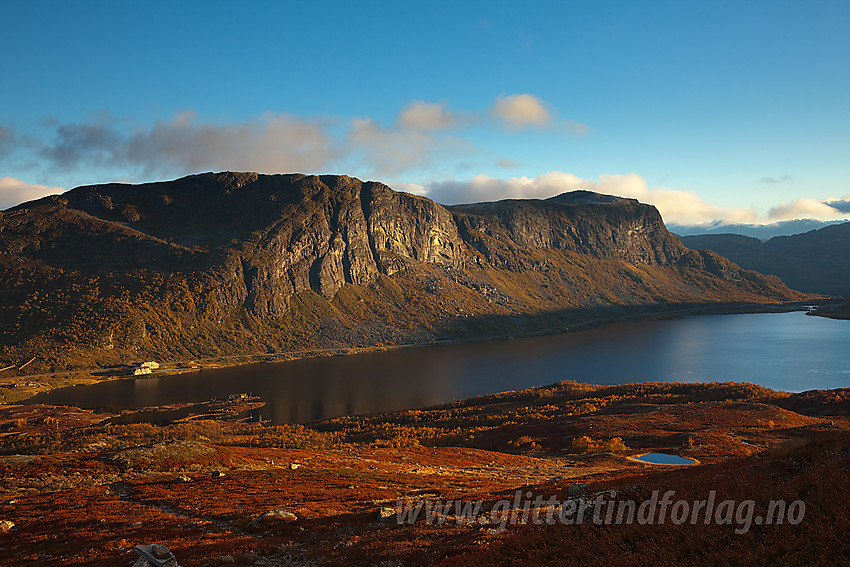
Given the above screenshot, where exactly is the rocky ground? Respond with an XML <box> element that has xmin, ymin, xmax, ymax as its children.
<box><xmin>0</xmin><ymin>382</ymin><xmax>848</xmax><ymax>565</ymax></box>
<box><xmin>808</xmin><ymin>299</ymin><xmax>850</xmax><ymax>320</ymax></box>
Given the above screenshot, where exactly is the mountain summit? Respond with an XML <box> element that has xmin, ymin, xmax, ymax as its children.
<box><xmin>0</xmin><ymin>172</ymin><xmax>806</xmax><ymax>370</ymax></box>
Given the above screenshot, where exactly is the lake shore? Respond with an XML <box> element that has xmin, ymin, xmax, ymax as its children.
<box><xmin>14</xmin><ymin>299</ymin><xmax>848</xmax><ymax>420</ymax></box>
<box><xmin>1</xmin><ymin>299</ymin><xmax>825</xmax><ymax>406</ymax></box>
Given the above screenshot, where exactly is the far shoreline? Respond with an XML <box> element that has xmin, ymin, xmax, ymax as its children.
<box><xmin>2</xmin><ymin>298</ymin><xmax>834</xmax><ymax>406</ymax></box>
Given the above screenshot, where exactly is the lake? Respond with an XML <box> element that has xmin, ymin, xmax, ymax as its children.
<box><xmin>30</xmin><ymin>311</ymin><xmax>850</xmax><ymax>424</ymax></box>
<box><xmin>631</xmin><ymin>453</ymin><xmax>699</xmax><ymax>465</ymax></box>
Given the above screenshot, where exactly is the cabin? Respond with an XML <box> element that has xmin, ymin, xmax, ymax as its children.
<box><xmin>127</xmin><ymin>361</ymin><xmax>160</xmax><ymax>375</ymax></box>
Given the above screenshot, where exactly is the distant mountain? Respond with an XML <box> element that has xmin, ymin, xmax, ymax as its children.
<box><xmin>679</xmin><ymin>222</ymin><xmax>850</xmax><ymax>295</ymax></box>
<box><xmin>0</xmin><ymin>172</ymin><xmax>805</xmax><ymax>371</ymax></box>
<box><xmin>670</xmin><ymin>219</ymin><xmax>848</xmax><ymax>241</ymax></box>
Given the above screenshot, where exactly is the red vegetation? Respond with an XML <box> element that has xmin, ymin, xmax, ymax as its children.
<box><xmin>0</xmin><ymin>382</ymin><xmax>848</xmax><ymax>565</ymax></box>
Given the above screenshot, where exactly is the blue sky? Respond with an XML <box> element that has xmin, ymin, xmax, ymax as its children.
<box><xmin>1</xmin><ymin>0</ymin><xmax>849</xmax><ymax>226</ymax></box>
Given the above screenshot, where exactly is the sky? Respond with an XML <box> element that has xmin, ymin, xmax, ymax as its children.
<box><xmin>1</xmin><ymin>0</ymin><xmax>849</xmax><ymax>227</ymax></box>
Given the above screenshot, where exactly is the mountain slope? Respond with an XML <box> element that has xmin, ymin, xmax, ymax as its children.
<box><xmin>0</xmin><ymin>172</ymin><xmax>807</xmax><ymax>372</ymax></box>
<box><xmin>679</xmin><ymin>222</ymin><xmax>850</xmax><ymax>295</ymax></box>
<box><xmin>670</xmin><ymin>218</ymin><xmax>847</xmax><ymax>240</ymax></box>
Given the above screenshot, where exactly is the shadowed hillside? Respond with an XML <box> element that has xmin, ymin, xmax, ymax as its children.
<box><xmin>680</xmin><ymin>222</ymin><xmax>850</xmax><ymax>296</ymax></box>
<box><xmin>0</xmin><ymin>172</ymin><xmax>807</xmax><ymax>373</ymax></box>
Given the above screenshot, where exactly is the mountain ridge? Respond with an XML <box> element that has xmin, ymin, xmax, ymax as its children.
<box><xmin>0</xmin><ymin>172</ymin><xmax>809</xmax><ymax>372</ymax></box>
<box><xmin>679</xmin><ymin>222</ymin><xmax>850</xmax><ymax>296</ymax></box>
<box><xmin>670</xmin><ymin>218</ymin><xmax>849</xmax><ymax>240</ymax></box>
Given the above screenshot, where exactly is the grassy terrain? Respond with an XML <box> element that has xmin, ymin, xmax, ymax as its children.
<box><xmin>0</xmin><ymin>381</ymin><xmax>847</xmax><ymax>565</ymax></box>
<box><xmin>0</xmin><ymin>292</ymin><xmax>819</xmax><ymax>406</ymax></box>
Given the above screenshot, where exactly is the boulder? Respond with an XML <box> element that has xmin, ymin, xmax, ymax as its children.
<box><xmin>256</xmin><ymin>508</ymin><xmax>297</xmax><ymax>523</ymax></box>
<box><xmin>133</xmin><ymin>543</ymin><xmax>178</xmax><ymax>567</ymax></box>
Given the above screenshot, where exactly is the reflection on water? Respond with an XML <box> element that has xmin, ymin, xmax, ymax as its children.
<box><xmin>30</xmin><ymin>312</ymin><xmax>850</xmax><ymax>424</ymax></box>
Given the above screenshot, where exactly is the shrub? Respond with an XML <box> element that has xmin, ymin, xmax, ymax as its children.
<box><xmin>572</xmin><ymin>436</ymin><xmax>592</xmax><ymax>452</ymax></box>
<box><xmin>572</xmin><ymin>435</ymin><xmax>628</xmax><ymax>453</ymax></box>
<box><xmin>600</xmin><ymin>436</ymin><xmax>628</xmax><ymax>452</ymax></box>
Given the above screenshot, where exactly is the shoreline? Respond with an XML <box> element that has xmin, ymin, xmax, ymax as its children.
<box><xmin>1</xmin><ymin>299</ymin><xmax>828</xmax><ymax>406</ymax></box>
<box><xmin>3</xmin><ymin>374</ymin><xmax>847</xmax><ymax>565</ymax></box>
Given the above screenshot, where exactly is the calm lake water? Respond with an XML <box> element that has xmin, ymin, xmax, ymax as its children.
<box><xmin>31</xmin><ymin>311</ymin><xmax>850</xmax><ymax>424</ymax></box>
<box><xmin>632</xmin><ymin>453</ymin><xmax>698</xmax><ymax>465</ymax></box>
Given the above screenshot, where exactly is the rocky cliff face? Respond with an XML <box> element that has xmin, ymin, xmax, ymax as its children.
<box><xmin>14</xmin><ymin>172</ymin><xmax>679</xmax><ymax>317</ymax></box>
<box><xmin>199</xmin><ymin>175</ymin><xmax>465</xmax><ymax>316</ymax></box>
<box><xmin>450</xmin><ymin>196</ymin><xmax>683</xmax><ymax>268</ymax></box>
<box><xmin>0</xmin><ymin>172</ymin><xmax>808</xmax><ymax>368</ymax></box>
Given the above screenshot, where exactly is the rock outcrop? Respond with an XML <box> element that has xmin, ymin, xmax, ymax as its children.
<box><xmin>0</xmin><ymin>172</ymin><xmax>809</xmax><ymax>367</ymax></box>
<box><xmin>450</xmin><ymin>195</ymin><xmax>682</xmax><ymax>268</ymax></box>
<box><xmin>2</xmin><ymin>172</ymin><xmax>687</xmax><ymax>317</ymax></box>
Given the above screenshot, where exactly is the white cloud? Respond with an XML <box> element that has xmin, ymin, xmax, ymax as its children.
<box><xmin>422</xmin><ymin>171</ymin><xmax>762</xmax><ymax>226</ymax></box>
<box><xmin>16</xmin><ymin>105</ymin><xmax>474</xmax><ymax>183</ymax></box>
<box><xmin>32</xmin><ymin>111</ymin><xmax>336</xmax><ymax>179</ymax></box>
<box><xmin>593</xmin><ymin>174</ymin><xmax>760</xmax><ymax>226</ymax></box>
<box><xmin>426</xmin><ymin>172</ymin><xmax>583</xmax><ymax>204</ymax></box>
<box><xmin>346</xmin><ymin>110</ymin><xmax>479</xmax><ymax>179</ymax></box>
<box><xmin>490</xmin><ymin>93</ymin><xmax>552</xmax><ymax>129</ymax></box>
<box><xmin>348</xmin><ymin>117</ymin><xmax>443</xmax><ymax>177</ymax></box>
<box><xmin>422</xmin><ymin>171</ymin><xmax>850</xmax><ymax>226</ymax></box>
<box><xmin>2</xmin><ymin>94</ymin><xmax>591</xmax><ymax>186</ymax></box>
<box><xmin>0</xmin><ymin>177</ymin><xmax>64</xmax><ymax>210</ymax></box>
<box><xmin>390</xmin><ymin>182</ymin><xmax>429</xmax><ymax>196</ymax></box>
<box><xmin>826</xmin><ymin>195</ymin><xmax>850</xmax><ymax>213</ymax></box>
<box><xmin>759</xmin><ymin>175</ymin><xmax>793</xmax><ymax>185</ymax></box>
<box><xmin>397</xmin><ymin>101</ymin><xmax>454</xmax><ymax>131</ymax></box>
<box><xmin>767</xmin><ymin>198</ymin><xmax>844</xmax><ymax>222</ymax></box>
<box><xmin>121</xmin><ymin>111</ymin><xmax>335</xmax><ymax>175</ymax></box>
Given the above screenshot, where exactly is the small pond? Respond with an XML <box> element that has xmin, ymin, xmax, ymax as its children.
<box><xmin>632</xmin><ymin>453</ymin><xmax>698</xmax><ymax>465</ymax></box>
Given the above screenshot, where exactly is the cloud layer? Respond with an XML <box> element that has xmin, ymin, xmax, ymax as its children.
<box><xmin>826</xmin><ymin>196</ymin><xmax>850</xmax><ymax>213</ymax></box>
<box><xmin>398</xmin><ymin>101</ymin><xmax>455</xmax><ymax>131</ymax></box>
<box><xmin>490</xmin><ymin>93</ymin><xmax>552</xmax><ymax>129</ymax></box>
<box><xmin>348</xmin><ymin>117</ymin><xmax>446</xmax><ymax>177</ymax></box>
<box><xmin>0</xmin><ymin>126</ymin><xmax>13</xmax><ymax>156</ymax></box>
<box><xmin>36</xmin><ymin>111</ymin><xmax>336</xmax><ymax>178</ymax></box>
<box><xmin>0</xmin><ymin>177</ymin><xmax>64</xmax><ymax>210</ymax></box>
<box><xmin>767</xmin><ymin>198</ymin><xmax>846</xmax><ymax>222</ymax></box>
<box><xmin>1</xmin><ymin>92</ymin><xmax>590</xmax><ymax>194</ymax></box>
<box><xmin>5</xmin><ymin>93</ymin><xmax>576</xmax><ymax>187</ymax></box>
<box><xmin>0</xmin><ymin>95</ymin><xmax>844</xmax><ymax>226</ymax></box>
<box><xmin>422</xmin><ymin>171</ymin><xmax>850</xmax><ymax>227</ymax></box>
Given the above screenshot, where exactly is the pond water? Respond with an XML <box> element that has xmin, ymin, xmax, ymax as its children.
<box><xmin>632</xmin><ymin>453</ymin><xmax>698</xmax><ymax>465</ymax></box>
<box><xmin>29</xmin><ymin>311</ymin><xmax>850</xmax><ymax>424</ymax></box>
